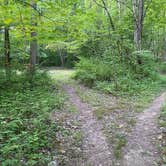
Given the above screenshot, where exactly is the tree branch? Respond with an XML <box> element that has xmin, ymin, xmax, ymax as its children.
<box><xmin>143</xmin><ymin>0</ymin><xmax>153</xmax><ymax>19</ymax></box>
<box><xmin>93</xmin><ymin>0</ymin><xmax>115</xmax><ymax>30</ymax></box>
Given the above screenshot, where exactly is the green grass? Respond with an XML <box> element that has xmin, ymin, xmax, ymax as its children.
<box><xmin>159</xmin><ymin>103</ymin><xmax>166</xmax><ymax>165</ymax></box>
<box><xmin>93</xmin><ymin>109</ymin><xmax>106</xmax><ymax>120</ymax></box>
<box><xmin>0</xmin><ymin>70</ymin><xmax>66</xmax><ymax>166</ymax></box>
<box><xmin>114</xmin><ymin>133</ymin><xmax>127</xmax><ymax>159</ymax></box>
<box><xmin>76</xmin><ymin>76</ymin><xmax>166</xmax><ymax>117</ymax></box>
<box><xmin>47</xmin><ymin>69</ymin><xmax>75</xmax><ymax>83</ymax></box>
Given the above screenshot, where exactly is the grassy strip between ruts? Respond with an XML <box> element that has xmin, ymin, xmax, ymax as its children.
<box><xmin>0</xmin><ymin>70</ymin><xmax>65</xmax><ymax>166</ymax></box>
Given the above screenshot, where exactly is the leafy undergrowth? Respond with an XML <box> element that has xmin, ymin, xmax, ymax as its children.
<box><xmin>159</xmin><ymin>104</ymin><xmax>166</xmax><ymax>165</ymax></box>
<box><xmin>0</xmin><ymin>70</ymin><xmax>67</xmax><ymax>166</ymax></box>
<box><xmin>46</xmin><ymin>69</ymin><xmax>85</xmax><ymax>165</ymax></box>
<box><xmin>159</xmin><ymin>61</ymin><xmax>166</xmax><ymax>74</ymax></box>
<box><xmin>75</xmin><ymin>51</ymin><xmax>166</xmax><ymax>96</ymax></box>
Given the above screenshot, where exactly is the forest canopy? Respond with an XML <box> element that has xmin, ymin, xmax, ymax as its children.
<box><xmin>0</xmin><ymin>0</ymin><xmax>165</xmax><ymax>68</ymax></box>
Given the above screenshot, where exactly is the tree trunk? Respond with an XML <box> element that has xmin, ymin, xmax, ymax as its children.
<box><xmin>30</xmin><ymin>0</ymin><xmax>37</xmax><ymax>72</ymax></box>
<box><xmin>4</xmin><ymin>26</ymin><xmax>10</xmax><ymax>67</ymax></box>
<box><xmin>134</xmin><ymin>23</ymin><xmax>142</xmax><ymax>50</ymax></box>
<box><xmin>59</xmin><ymin>49</ymin><xmax>64</xmax><ymax>67</ymax></box>
<box><xmin>4</xmin><ymin>26</ymin><xmax>11</xmax><ymax>79</ymax></box>
<box><xmin>30</xmin><ymin>31</ymin><xmax>37</xmax><ymax>70</ymax></box>
<box><xmin>163</xmin><ymin>28</ymin><xmax>166</xmax><ymax>61</ymax></box>
<box><xmin>132</xmin><ymin>0</ymin><xmax>144</xmax><ymax>50</ymax></box>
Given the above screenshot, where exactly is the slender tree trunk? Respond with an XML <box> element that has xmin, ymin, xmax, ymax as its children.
<box><xmin>163</xmin><ymin>27</ymin><xmax>166</xmax><ymax>61</ymax></box>
<box><xmin>30</xmin><ymin>31</ymin><xmax>37</xmax><ymax>70</ymax></box>
<box><xmin>59</xmin><ymin>49</ymin><xmax>64</xmax><ymax>67</ymax></box>
<box><xmin>4</xmin><ymin>27</ymin><xmax>10</xmax><ymax>66</ymax></box>
<box><xmin>30</xmin><ymin>0</ymin><xmax>37</xmax><ymax>72</ymax></box>
<box><xmin>4</xmin><ymin>0</ymin><xmax>10</xmax><ymax>79</ymax></box>
<box><xmin>4</xmin><ymin>26</ymin><xmax>11</xmax><ymax>79</ymax></box>
<box><xmin>101</xmin><ymin>0</ymin><xmax>115</xmax><ymax>31</ymax></box>
<box><xmin>134</xmin><ymin>23</ymin><xmax>142</xmax><ymax>50</ymax></box>
<box><xmin>18</xmin><ymin>5</ymin><xmax>27</xmax><ymax>62</ymax></box>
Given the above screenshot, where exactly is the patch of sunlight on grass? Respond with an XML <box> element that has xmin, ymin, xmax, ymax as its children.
<box><xmin>48</xmin><ymin>69</ymin><xmax>75</xmax><ymax>82</ymax></box>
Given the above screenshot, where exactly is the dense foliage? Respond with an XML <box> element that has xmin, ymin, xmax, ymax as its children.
<box><xmin>0</xmin><ymin>71</ymin><xmax>65</xmax><ymax>165</ymax></box>
<box><xmin>0</xmin><ymin>0</ymin><xmax>165</xmax><ymax>67</ymax></box>
<box><xmin>75</xmin><ymin>50</ymin><xmax>165</xmax><ymax>95</ymax></box>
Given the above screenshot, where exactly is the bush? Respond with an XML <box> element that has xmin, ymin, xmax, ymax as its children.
<box><xmin>75</xmin><ymin>50</ymin><xmax>159</xmax><ymax>95</ymax></box>
<box><xmin>75</xmin><ymin>57</ymin><xmax>115</xmax><ymax>87</ymax></box>
<box><xmin>129</xmin><ymin>50</ymin><xmax>158</xmax><ymax>79</ymax></box>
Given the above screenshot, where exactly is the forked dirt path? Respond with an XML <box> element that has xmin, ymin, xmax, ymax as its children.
<box><xmin>62</xmin><ymin>83</ymin><xmax>165</xmax><ymax>166</ymax></box>
<box><xmin>63</xmin><ymin>85</ymin><xmax>113</xmax><ymax>166</ymax></box>
<box><xmin>121</xmin><ymin>92</ymin><xmax>166</xmax><ymax>166</ymax></box>
<box><xmin>64</xmin><ymin>83</ymin><xmax>166</xmax><ymax>166</ymax></box>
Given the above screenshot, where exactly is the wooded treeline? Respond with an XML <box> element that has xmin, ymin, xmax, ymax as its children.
<box><xmin>0</xmin><ymin>0</ymin><xmax>165</xmax><ymax>72</ymax></box>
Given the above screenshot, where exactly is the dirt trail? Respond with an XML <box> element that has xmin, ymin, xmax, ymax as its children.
<box><xmin>63</xmin><ymin>85</ymin><xmax>113</xmax><ymax>166</ymax></box>
<box><xmin>121</xmin><ymin>92</ymin><xmax>166</xmax><ymax>166</ymax></box>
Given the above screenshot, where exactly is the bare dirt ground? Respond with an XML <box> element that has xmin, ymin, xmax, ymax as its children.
<box><xmin>63</xmin><ymin>85</ymin><xmax>113</xmax><ymax>166</ymax></box>
<box><xmin>48</xmin><ymin>69</ymin><xmax>166</xmax><ymax>166</ymax></box>
<box><xmin>63</xmin><ymin>85</ymin><xmax>166</xmax><ymax>166</ymax></box>
<box><xmin>121</xmin><ymin>92</ymin><xmax>166</xmax><ymax>166</ymax></box>
<box><xmin>63</xmin><ymin>84</ymin><xmax>166</xmax><ymax>166</ymax></box>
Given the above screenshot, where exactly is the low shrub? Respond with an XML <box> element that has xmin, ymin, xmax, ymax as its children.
<box><xmin>75</xmin><ymin>50</ymin><xmax>161</xmax><ymax>95</ymax></box>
